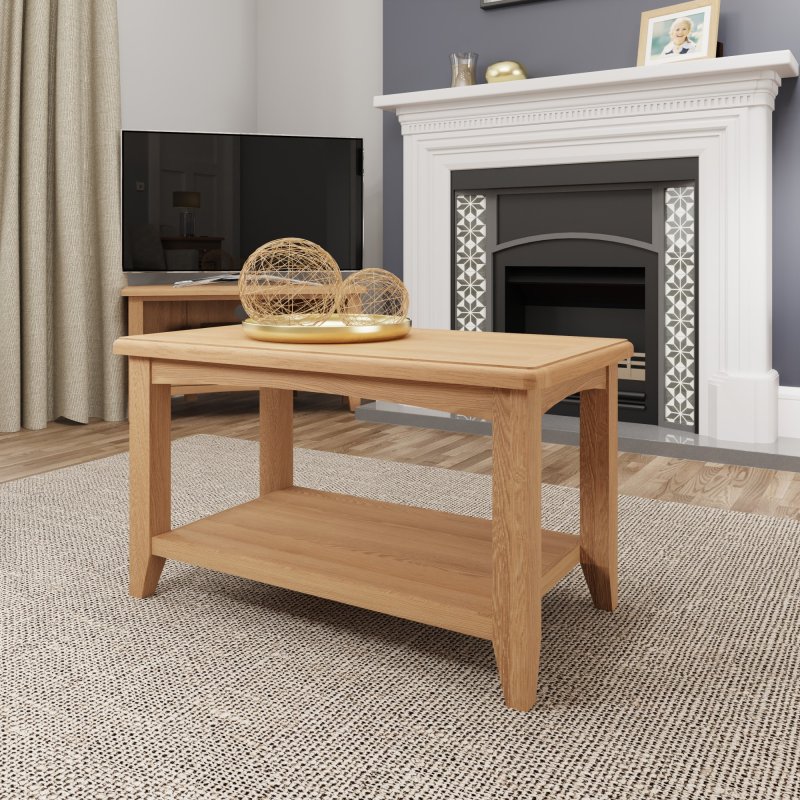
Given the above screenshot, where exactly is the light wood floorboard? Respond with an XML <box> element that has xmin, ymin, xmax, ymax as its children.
<box><xmin>0</xmin><ymin>392</ymin><xmax>798</xmax><ymax>520</ymax></box>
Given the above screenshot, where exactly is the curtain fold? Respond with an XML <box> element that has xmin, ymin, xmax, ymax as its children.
<box><xmin>0</xmin><ymin>0</ymin><xmax>125</xmax><ymax>432</ymax></box>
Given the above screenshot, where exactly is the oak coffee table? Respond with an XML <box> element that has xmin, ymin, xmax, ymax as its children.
<box><xmin>113</xmin><ymin>325</ymin><xmax>633</xmax><ymax>711</ymax></box>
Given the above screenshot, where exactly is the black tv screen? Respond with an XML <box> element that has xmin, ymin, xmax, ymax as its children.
<box><xmin>122</xmin><ymin>131</ymin><xmax>363</xmax><ymax>272</ymax></box>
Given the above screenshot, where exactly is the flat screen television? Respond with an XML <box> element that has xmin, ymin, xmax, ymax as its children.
<box><xmin>122</xmin><ymin>130</ymin><xmax>363</xmax><ymax>274</ymax></box>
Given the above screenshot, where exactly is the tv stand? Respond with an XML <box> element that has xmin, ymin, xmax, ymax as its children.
<box><xmin>122</xmin><ymin>284</ymin><xmax>361</xmax><ymax>410</ymax></box>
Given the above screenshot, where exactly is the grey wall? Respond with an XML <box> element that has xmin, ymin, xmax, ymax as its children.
<box><xmin>383</xmin><ymin>0</ymin><xmax>800</xmax><ymax>386</ymax></box>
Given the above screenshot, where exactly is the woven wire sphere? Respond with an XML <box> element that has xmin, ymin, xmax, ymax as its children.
<box><xmin>336</xmin><ymin>268</ymin><xmax>409</xmax><ymax>325</ymax></box>
<box><xmin>238</xmin><ymin>238</ymin><xmax>342</xmax><ymax>326</ymax></box>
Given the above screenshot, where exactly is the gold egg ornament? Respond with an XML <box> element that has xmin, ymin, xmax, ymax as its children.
<box><xmin>485</xmin><ymin>61</ymin><xmax>527</xmax><ymax>83</ymax></box>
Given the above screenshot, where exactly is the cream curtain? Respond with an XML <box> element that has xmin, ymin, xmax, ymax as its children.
<box><xmin>0</xmin><ymin>0</ymin><xmax>125</xmax><ymax>432</ymax></box>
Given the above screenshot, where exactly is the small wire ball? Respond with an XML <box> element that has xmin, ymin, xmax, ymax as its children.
<box><xmin>336</xmin><ymin>268</ymin><xmax>409</xmax><ymax>325</ymax></box>
<box><xmin>238</xmin><ymin>238</ymin><xmax>342</xmax><ymax>326</ymax></box>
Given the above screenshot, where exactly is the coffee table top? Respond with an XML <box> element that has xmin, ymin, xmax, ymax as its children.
<box><xmin>113</xmin><ymin>325</ymin><xmax>632</xmax><ymax>391</ymax></box>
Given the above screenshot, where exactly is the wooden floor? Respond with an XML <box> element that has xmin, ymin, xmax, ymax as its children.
<box><xmin>1</xmin><ymin>392</ymin><xmax>798</xmax><ymax>520</ymax></box>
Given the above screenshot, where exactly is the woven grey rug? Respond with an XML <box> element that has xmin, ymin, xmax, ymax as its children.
<box><xmin>1</xmin><ymin>435</ymin><xmax>798</xmax><ymax>800</ymax></box>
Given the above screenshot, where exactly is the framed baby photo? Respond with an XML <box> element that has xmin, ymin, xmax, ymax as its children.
<box><xmin>637</xmin><ymin>0</ymin><xmax>720</xmax><ymax>67</ymax></box>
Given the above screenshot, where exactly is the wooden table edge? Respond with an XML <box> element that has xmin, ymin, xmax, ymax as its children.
<box><xmin>112</xmin><ymin>335</ymin><xmax>633</xmax><ymax>393</ymax></box>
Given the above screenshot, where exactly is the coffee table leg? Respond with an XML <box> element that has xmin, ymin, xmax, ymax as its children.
<box><xmin>260</xmin><ymin>388</ymin><xmax>294</xmax><ymax>495</ymax></box>
<box><xmin>491</xmin><ymin>388</ymin><xmax>542</xmax><ymax>711</ymax></box>
<box><xmin>128</xmin><ymin>357</ymin><xmax>171</xmax><ymax>598</ymax></box>
<box><xmin>580</xmin><ymin>366</ymin><xmax>619</xmax><ymax>611</ymax></box>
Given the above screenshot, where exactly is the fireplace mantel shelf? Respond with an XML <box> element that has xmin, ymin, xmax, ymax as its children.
<box><xmin>376</xmin><ymin>50</ymin><xmax>798</xmax><ymax>444</ymax></box>
<box><xmin>375</xmin><ymin>51</ymin><xmax>797</xmax><ymax>117</ymax></box>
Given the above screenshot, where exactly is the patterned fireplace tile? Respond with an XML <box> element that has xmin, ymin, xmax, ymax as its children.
<box><xmin>664</xmin><ymin>186</ymin><xmax>696</xmax><ymax>429</ymax></box>
<box><xmin>454</xmin><ymin>194</ymin><xmax>489</xmax><ymax>331</ymax></box>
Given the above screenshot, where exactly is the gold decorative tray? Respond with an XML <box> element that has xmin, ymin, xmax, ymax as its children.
<box><xmin>242</xmin><ymin>315</ymin><xmax>411</xmax><ymax>344</ymax></box>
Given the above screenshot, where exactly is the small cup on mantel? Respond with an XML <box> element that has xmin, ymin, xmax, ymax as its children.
<box><xmin>485</xmin><ymin>60</ymin><xmax>527</xmax><ymax>83</ymax></box>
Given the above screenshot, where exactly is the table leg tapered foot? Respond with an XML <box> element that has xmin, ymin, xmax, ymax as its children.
<box><xmin>492</xmin><ymin>388</ymin><xmax>543</xmax><ymax>711</ymax></box>
<box><xmin>128</xmin><ymin>357</ymin><xmax>172</xmax><ymax>599</ymax></box>
<box><xmin>130</xmin><ymin>556</ymin><xmax>166</xmax><ymax>599</ymax></box>
<box><xmin>580</xmin><ymin>367</ymin><xmax>619</xmax><ymax>612</ymax></box>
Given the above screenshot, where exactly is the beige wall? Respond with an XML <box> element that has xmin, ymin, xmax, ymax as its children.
<box><xmin>118</xmin><ymin>0</ymin><xmax>258</xmax><ymax>132</ymax></box>
<box><xmin>255</xmin><ymin>1</ymin><xmax>383</xmax><ymax>267</ymax></box>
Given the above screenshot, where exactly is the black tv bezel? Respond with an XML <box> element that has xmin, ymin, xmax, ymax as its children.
<box><xmin>121</xmin><ymin>129</ymin><xmax>364</xmax><ymax>277</ymax></box>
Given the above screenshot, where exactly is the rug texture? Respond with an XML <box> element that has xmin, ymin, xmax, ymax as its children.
<box><xmin>0</xmin><ymin>434</ymin><xmax>798</xmax><ymax>800</ymax></box>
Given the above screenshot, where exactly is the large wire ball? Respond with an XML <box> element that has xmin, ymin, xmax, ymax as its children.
<box><xmin>238</xmin><ymin>238</ymin><xmax>342</xmax><ymax>326</ymax></box>
<box><xmin>336</xmin><ymin>268</ymin><xmax>409</xmax><ymax>325</ymax></box>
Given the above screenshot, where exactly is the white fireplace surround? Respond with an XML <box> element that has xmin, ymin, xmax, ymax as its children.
<box><xmin>376</xmin><ymin>51</ymin><xmax>798</xmax><ymax>444</ymax></box>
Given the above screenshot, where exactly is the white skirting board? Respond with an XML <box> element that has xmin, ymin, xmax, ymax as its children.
<box><xmin>778</xmin><ymin>386</ymin><xmax>800</xmax><ymax>439</ymax></box>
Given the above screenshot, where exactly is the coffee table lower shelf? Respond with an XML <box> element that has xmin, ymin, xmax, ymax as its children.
<box><xmin>151</xmin><ymin>486</ymin><xmax>580</xmax><ymax>640</ymax></box>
